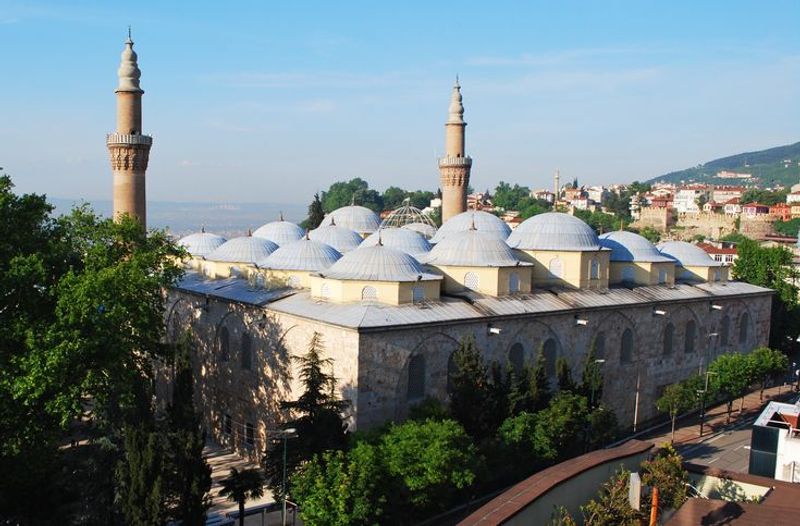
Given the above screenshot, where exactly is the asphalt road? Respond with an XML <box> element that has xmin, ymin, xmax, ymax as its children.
<box><xmin>675</xmin><ymin>418</ymin><xmax>755</xmax><ymax>473</ymax></box>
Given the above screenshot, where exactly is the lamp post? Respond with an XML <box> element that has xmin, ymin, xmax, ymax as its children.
<box><xmin>697</xmin><ymin>371</ymin><xmax>717</xmax><ymax>437</ymax></box>
<box><xmin>267</xmin><ymin>428</ymin><xmax>298</xmax><ymax>526</ymax></box>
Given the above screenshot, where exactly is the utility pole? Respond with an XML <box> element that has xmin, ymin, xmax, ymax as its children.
<box><xmin>698</xmin><ymin>371</ymin><xmax>717</xmax><ymax>437</ymax></box>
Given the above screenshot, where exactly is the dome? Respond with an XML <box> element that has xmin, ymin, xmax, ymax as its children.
<box><xmin>257</xmin><ymin>237</ymin><xmax>341</xmax><ymax>271</ymax></box>
<box><xmin>308</xmin><ymin>224</ymin><xmax>363</xmax><ymax>253</ymax></box>
<box><xmin>431</xmin><ymin>211</ymin><xmax>511</xmax><ymax>243</ymax></box>
<box><xmin>252</xmin><ymin>219</ymin><xmax>305</xmax><ymax>246</ymax></box>
<box><xmin>324</xmin><ymin>205</ymin><xmax>381</xmax><ymax>234</ymax></box>
<box><xmin>178</xmin><ymin>231</ymin><xmax>226</xmax><ymax>258</ymax></box>
<box><xmin>320</xmin><ymin>245</ymin><xmax>440</xmax><ymax>282</ymax></box>
<box><xmin>205</xmin><ymin>236</ymin><xmax>278</xmax><ymax>263</ymax></box>
<box><xmin>423</xmin><ymin>229</ymin><xmax>526</xmax><ymax>267</ymax></box>
<box><xmin>380</xmin><ymin>201</ymin><xmax>438</xmax><ymax>239</ymax></box>
<box><xmin>599</xmin><ymin>231</ymin><xmax>674</xmax><ymax>263</ymax></box>
<box><xmin>402</xmin><ymin>222</ymin><xmax>438</xmax><ymax>239</ymax></box>
<box><xmin>657</xmin><ymin>241</ymin><xmax>723</xmax><ymax>267</ymax></box>
<box><xmin>361</xmin><ymin>228</ymin><xmax>432</xmax><ymax>259</ymax></box>
<box><xmin>507</xmin><ymin>212</ymin><xmax>601</xmax><ymax>251</ymax></box>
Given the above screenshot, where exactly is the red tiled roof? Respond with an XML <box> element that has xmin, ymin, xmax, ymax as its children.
<box><xmin>697</xmin><ymin>243</ymin><xmax>738</xmax><ymax>255</ymax></box>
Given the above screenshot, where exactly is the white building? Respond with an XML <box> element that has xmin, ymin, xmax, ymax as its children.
<box><xmin>749</xmin><ymin>400</ymin><xmax>800</xmax><ymax>483</ymax></box>
<box><xmin>673</xmin><ymin>187</ymin><xmax>709</xmax><ymax>214</ymax></box>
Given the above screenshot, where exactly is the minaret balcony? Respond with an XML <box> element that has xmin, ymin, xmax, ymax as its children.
<box><xmin>438</xmin><ymin>155</ymin><xmax>472</xmax><ymax>168</ymax></box>
<box><xmin>106</xmin><ymin>133</ymin><xmax>153</xmax><ymax>146</ymax></box>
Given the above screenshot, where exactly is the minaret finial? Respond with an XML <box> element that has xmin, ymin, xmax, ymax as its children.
<box><xmin>201</xmin><ymin>225</ymin><xmax>205</xmax><ymax>233</ymax></box>
<box><xmin>117</xmin><ymin>29</ymin><xmax>142</xmax><ymax>93</ymax></box>
<box><xmin>330</xmin><ymin>217</ymin><xmax>336</xmax><ymax>227</ymax></box>
<box><xmin>305</xmin><ymin>229</ymin><xmax>310</xmax><ymax>240</ymax></box>
<box><xmin>455</xmin><ymin>74</ymin><xmax>460</xmax><ymax>87</ymax></box>
<box><xmin>378</xmin><ymin>229</ymin><xmax>383</xmax><ymax>246</ymax></box>
<box><xmin>469</xmin><ymin>213</ymin><xmax>477</xmax><ymax>231</ymax></box>
<box><xmin>447</xmin><ymin>77</ymin><xmax>465</xmax><ymax>124</ymax></box>
<box><xmin>279</xmin><ymin>211</ymin><xmax>284</xmax><ymax>221</ymax></box>
<box><xmin>248</xmin><ymin>228</ymin><xmax>252</xmax><ymax>237</ymax></box>
<box><xmin>127</xmin><ymin>25</ymin><xmax>132</xmax><ymax>42</ymax></box>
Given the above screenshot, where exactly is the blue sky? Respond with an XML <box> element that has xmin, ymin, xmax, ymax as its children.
<box><xmin>2</xmin><ymin>0</ymin><xmax>799</xmax><ymax>205</ymax></box>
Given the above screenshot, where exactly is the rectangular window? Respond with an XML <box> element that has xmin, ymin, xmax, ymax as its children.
<box><xmin>223</xmin><ymin>414</ymin><xmax>232</xmax><ymax>436</ymax></box>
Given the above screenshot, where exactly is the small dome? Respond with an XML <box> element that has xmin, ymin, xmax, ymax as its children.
<box><xmin>431</xmin><ymin>211</ymin><xmax>511</xmax><ymax>243</ymax></box>
<box><xmin>599</xmin><ymin>231</ymin><xmax>674</xmax><ymax>263</ymax></box>
<box><xmin>507</xmin><ymin>212</ymin><xmax>601</xmax><ymax>251</ymax></box>
<box><xmin>324</xmin><ymin>205</ymin><xmax>381</xmax><ymax>234</ymax></box>
<box><xmin>361</xmin><ymin>228</ymin><xmax>432</xmax><ymax>259</ymax></box>
<box><xmin>657</xmin><ymin>241</ymin><xmax>723</xmax><ymax>267</ymax></box>
<box><xmin>178</xmin><ymin>231</ymin><xmax>226</xmax><ymax>258</ymax></box>
<box><xmin>308</xmin><ymin>224</ymin><xmax>363</xmax><ymax>253</ymax></box>
<box><xmin>320</xmin><ymin>245</ymin><xmax>440</xmax><ymax>282</ymax></box>
<box><xmin>205</xmin><ymin>236</ymin><xmax>278</xmax><ymax>263</ymax></box>
<box><xmin>258</xmin><ymin>237</ymin><xmax>341</xmax><ymax>271</ymax></box>
<box><xmin>252</xmin><ymin>220</ymin><xmax>305</xmax><ymax>246</ymax></box>
<box><xmin>402</xmin><ymin>222</ymin><xmax>438</xmax><ymax>239</ymax></box>
<box><xmin>423</xmin><ymin>229</ymin><xmax>526</xmax><ymax>267</ymax></box>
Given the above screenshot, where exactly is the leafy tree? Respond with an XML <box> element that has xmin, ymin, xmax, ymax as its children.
<box><xmin>580</xmin><ymin>341</ymin><xmax>604</xmax><ymax>409</ymax></box>
<box><xmin>581</xmin><ymin>468</ymin><xmax>644</xmax><ymax>526</ymax></box>
<box><xmin>407</xmin><ymin>397</ymin><xmax>451</xmax><ymax>422</ymax></box>
<box><xmin>527</xmin><ymin>347</ymin><xmax>552</xmax><ymax>412</ymax></box>
<box><xmin>709</xmin><ymin>353</ymin><xmax>754</xmax><ymax>423</ymax></box>
<box><xmin>574</xmin><ymin>208</ymin><xmax>623</xmax><ymax>235</ymax></box>
<box><xmin>640</xmin><ymin>444</ymin><xmax>689</xmax><ymax>513</ymax></box>
<box><xmin>302</xmin><ymin>192</ymin><xmax>325</xmax><ymax>230</ymax></box>
<box><xmin>218</xmin><ymin>468</ymin><xmax>265</xmax><ymax>526</ymax></box>
<box><xmin>449</xmin><ymin>335</ymin><xmax>500</xmax><ymax>439</ymax></box>
<box><xmin>773</xmin><ymin>218</ymin><xmax>800</xmax><ymax>237</ymax></box>
<box><xmin>741</xmin><ymin>188</ymin><xmax>787</xmax><ymax>206</ymax></box>
<box><xmin>556</xmin><ymin>357</ymin><xmax>576</xmax><ymax>392</ymax></box>
<box><xmin>519</xmin><ymin>200</ymin><xmax>552</xmax><ymax>219</ymax></box>
<box><xmin>549</xmin><ymin>506</ymin><xmax>579</xmax><ymax>526</ymax></box>
<box><xmin>748</xmin><ymin>347</ymin><xmax>789</xmax><ymax>400</ymax></box>
<box><xmin>587</xmin><ymin>405</ymin><xmax>618</xmax><ymax>450</ymax></box>
<box><xmin>532</xmin><ymin>393</ymin><xmax>589</xmax><ymax>461</ymax></box>
<box><xmin>721</xmin><ymin>232</ymin><xmax>748</xmax><ymax>244</ymax></box>
<box><xmin>636</xmin><ymin>226</ymin><xmax>661</xmax><ymax>243</ymax></box>
<box><xmin>408</xmin><ymin>190</ymin><xmax>435</xmax><ymax>210</ymax></box>
<box><xmin>321</xmin><ymin>178</ymin><xmax>384</xmax><ymax>213</ymax></box>
<box><xmin>382</xmin><ymin>186</ymin><xmax>408</xmax><ymax>210</ymax></box>
<box><xmin>656</xmin><ymin>381</ymin><xmax>697</xmax><ymax>442</ymax></box>
<box><xmin>497</xmin><ymin>411</ymin><xmax>539</xmax><ymax>468</ymax></box>
<box><xmin>493</xmin><ymin>181</ymin><xmax>532</xmax><ymax>211</ymax></box>
<box><xmin>264</xmin><ymin>332</ymin><xmax>349</xmax><ymax>498</ymax></box>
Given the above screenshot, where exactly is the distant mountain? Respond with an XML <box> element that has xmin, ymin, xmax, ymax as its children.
<box><xmin>647</xmin><ymin>141</ymin><xmax>800</xmax><ymax>188</ymax></box>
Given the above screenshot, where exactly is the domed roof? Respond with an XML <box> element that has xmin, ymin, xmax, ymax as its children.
<box><xmin>308</xmin><ymin>223</ymin><xmax>363</xmax><ymax>253</ymax></box>
<box><xmin>431</xmin><ymin>211</ymin><xmax>511</xmax><ymax>243</ymax></box>
<box><xmin>423</xmin><ymin>229</ymin><xmax>527</xmax><ymax>267</ymax></box>
<box><xmin>320</xmin><ymin>245</ymin><xmax>441</xmax><ymax>282</ymax></box>
<box><xmin>257</xmin><ymin>237</ymin><xmax>342</xmax><ymax>271</ymax></box>
<box><xmin>252</xmin><ymin>219</ymin><xmax>305</xmax><ymax>246</ymax></box>
<box><xmin>324</xmin><ymin>205</ymin><xmax>381</xmax><ymax>234</ymax></box>
<box><xmin>507</xmin><ymin>212</ymin><xmax>602</xmax><ymax>251</ymax></box>
<box><xmin>361</xmin><ymin>228</ymin><xmax>432</xmax><ymax>259</ymax></box>
<box><xmin>205</xmin><ymin>236</ymin><xmax>278</xmax><ymax>263</ymax></box>
<box><xmin>178</xmin><ymin>231</ymin><xmax>226</xmax><ymax>258</ymax></box>
<box><xmin>599</xmin><ymin>231</ymin><xmax>674</xmax><ymax>263</ymax></box>
<box><xmin>657</xmin><ymin>241</ymin><xmax>723</xmax><ymax>267</ymax></box>
<box><xmin>402</xmin><ymin>222</ymin><xmax>438</xmax><ymax>239</ymax></box>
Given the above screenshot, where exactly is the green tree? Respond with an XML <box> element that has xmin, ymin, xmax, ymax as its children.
<box><xmin>556</xmin><ymin>357</ymin><xmax>576</xmax><ymax>392</ymax></box>
<box><xmin>527</xmin><ymin>347</ymin><xmax>552</xmax><ymax>412</ymax></box>
<box><xmin>637</xmin><ymin>226</ymin><xmax>661</xmax><ymax>243</ymax></box>
<box><xmin>640</xmin><ymin>444</ymin><xmax>689</xmax><ymax>513</ymax></box>
<box><xmin>580</xmin><ymin>341</ymin><xmax>604</xmax><ymax>409</ymax></box>
<box><xmin>748</xmin><ymin>347</ymin><xmax>789</xmax><ymax>400</ymax></box>
<box><xmin>656</xmin><ymin>381</ymin><xmax>697</xmax><ymax>442</ymax></box>
<box><xmin>408</xmin><ymin>190</ymin><xmax>435</xmax><ymax>210</ymax></box>
<box><xmin>587</xmin><ymin>405</ymin><xmax>618</xmax><ymax>450</ymax></box>
<box><xmin>581</xmin><ymin>468</ymin><xmax>645</xmax><ymax>526</ymax></box>
<box><xmin>218</xmin><ymin>468</ymin><xmax>265</xmax><ymax>526</ymax></box>
<box><xmin>382</xmin><ymin>186</ymin><xmax>407</xmax><ymax>210</ymax></box>
<box><xmin>302</xmin><ymin>192</ymin><xmax>325</xmax><ymax>230</ymax></box>
<box><xmin>773</xmin><ymin>218</ymin><xmax>800</xmax><ymax>237</ymax></box>
<box><xmin>533</xmin><ymin>393</ymin><xmax>589</xmax><ymax>461</ymax></box>
<box><xmin>321</xmin><ymin>178</ymin><xmax>384</xmax><ymax>213</ymax></box>
<box><xmin>709</xmin><ymin>353</ymin><xmax>754</xmax><ymax>423</ymax></box>
<box><xmin>741</xmin><ymin>188</ymin><xmax>787</xmax><ymax>206</ymax></box>
<box><xmin>497</xmin><ymin>411</ymin><xmax>539</xmax><ymax>469</ymax></box>
<box><xmin>449</xmin><ymin>335</ymin><xmax>499</xmax><ymax>439</ymax></box>
<box><xmin>493</xmin><ymin>181</ymin><xmax>532</xmax><ymax>211</ymax></box>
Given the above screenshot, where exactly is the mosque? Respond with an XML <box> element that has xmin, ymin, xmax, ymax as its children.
<box><xmin>107</xmin><ymin>37</ymin><xmax>773</xmax><ymax>455</ymax></box>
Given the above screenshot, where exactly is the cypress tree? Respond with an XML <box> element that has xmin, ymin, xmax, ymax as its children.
<box><xmin>556</xmin><ymin>357</ymin><xmax>576</xmax><ymax>393</ymax></box>
<box><xmin>527</xmin><ymin>347</ymin><xmax>551</xmax><ymax>413</ymax></box>
<box><xmin>303</xmin><ymin>192</ymin><xmax>325</xmax><ymax>230</ymax></box>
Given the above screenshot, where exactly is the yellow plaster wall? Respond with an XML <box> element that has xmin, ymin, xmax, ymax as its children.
<box><xmin>309</xmin><ymin>276</ymin><xmax>439</xmax><ymax>305</ymax></box>
<box><xmin>518</xmin><ymin>250</ymin><xmax>609</xmax><ymax>289</ymax></box>
<box><xmin>432</xmin><ymin>265</ymin><xmax>531</xmax><ymax>295</ymax></box>
<box><xmin>682</xmin><ymin>265</ymin><xmax>728</xmax><ymax>283</ymax></box>
<box><xmin>609</xmin><ymin>261</ymin><xmax>676</xmax><ymax>286</ymax></box>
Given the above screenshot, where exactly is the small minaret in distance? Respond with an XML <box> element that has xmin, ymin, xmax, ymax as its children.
<box><xmin>108</xmin><ymin>29</ymin><xmax>152</xmax><ymax>226</ymax></box>
<box><xmin>438</xmin><ymin>78</ymin><xmax>472</xmax><ymax>223</ymax></box>
<box><xmin>554</xmin><ymin>169</ymin><xmax>561</xmax><ymax>201</ymax></box>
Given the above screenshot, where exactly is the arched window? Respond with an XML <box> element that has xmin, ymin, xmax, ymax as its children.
<box><xmin>287</xmin><ymin>275</ymin><xmax>302</xmax><ymax>288</ymax></box>
<box><xmin>593</xmin><ymin>332</ymin><xmax>606</xmax><ymax>360</ymax></box>
<box><xmin>319</xmin><ymin>283</ymin><xmax>330</xmax><ymax>299</ymax></box>
<box><xmin>543</xmin><ymin>338</ymin><xmax>557</xmax><ymax>377</ymax></box>
<box><xmin>412</xmin><ymin>286</ymin><xmax>425</xmax><ymax>303</ymax></box>
<box><xmin>407</xmin><ymin>355</ymin><xmax>425</xmax><ymax>401</ymax></box>
<box><xmin>663</xmin><ymin>323</ymin><xmax>674</xmax><ymax>355</ymax></box>
<box><xmin>548</xmin><ymin>258</ymin><xmax>563</xmax><ymax>279</ymax></box>
<box><xmin>361</xmin><ymin>286</ymin><xmax>378</xmax><ymax>301</ymax></box>
<box><xmin>447</xmin><ymin>352</ymin><xmax>458</xmax><ymax>394</ymax></box>
<box><xmin>658</xmin><ymin>269</ymin><xmax>668</xmax><ymax>285</ymax></box>
<box><xmin>685</xmin><ymin>320</ymin><xmax>696</xmax><ymax>353</ymax></box>
<box><xmin>464</xmin><ymin>272</ymin><xmax>480</xmax><ymax>291</ymax></box>
<box><xmin>508</xmin><ymin>343</ymin><xmax>524</xmax><ymax>374</ymax></box>
<box><xmin>720</xmin><ymin>315</ymin><xmax>730</xmax><ymax>346</ymax></box>
<box><xmin>509</xmin><ymin>272</ymin><xmax>520</xmax><ymax>293</ymax></box>
<box><xmin>255</xmin><ymin>274</ymin><xmax>265</xmax><ymax>288</ymax></box>
<box><xmin>241</xmin><ymin>332</ymin><xmax>252</xmax><ymax>370</ymax></box>
<box><xmin>620</xmin><ymin>329</ymin><xmax>634</xmax><ymax>363</ymax></box>
<box><xmin>739</xmin><ymin>312</ymin><xmax>750</xmax><ymax>344</ymax></box>
<box><xmin>219</xmin><ymin>326</ymin><xmax>230</xmax><ymax>362</ymax></box>
<box><xmin>590</xmin><ymin>259</ymin><xmax>600</xmax><ymax>280</ymax></box>
<box><xmin>621</xmin><ymin>266</ymin><xmax>635</xmax><ymax>284</ymax></box>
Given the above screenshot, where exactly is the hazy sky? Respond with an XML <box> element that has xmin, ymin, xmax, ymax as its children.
<box><xmin>2</xmin><ymin>0</ymin><xmax>799</xmax><ymax>205</ymax></box>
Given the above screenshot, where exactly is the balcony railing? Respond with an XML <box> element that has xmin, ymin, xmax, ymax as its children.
<box><xmin>106</xmin><ymin>133</ymin><xmax>153</xmax><ymax>146</ymax></box>
<box><xmin>438</xmin><ymin>155</ymin><xmax>472</xmax><ymax>167</ymax></box>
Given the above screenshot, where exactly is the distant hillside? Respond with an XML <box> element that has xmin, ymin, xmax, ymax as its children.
<box><xmin>648</xmin><ymin>141</ymin><xmax>800</xmax><ymax>188</ymax></box>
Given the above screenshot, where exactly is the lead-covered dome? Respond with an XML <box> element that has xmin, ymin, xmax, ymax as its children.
<box><xmin>657</xmin><ymin>241</ymin><xmax>723</xmax><ymax>267</ymax></box>
<box><xmin>257</xmin><ymin>237</ymin><xmax>341</xmax><ymax>271</ymax></box>
<box><xmin>423</xmin><ymin>229</ymin><xmax>526</xmax><ymax>267</ymax></box>
<box><xmin>308</xmin><ymin>223</ymin><xmax>363</xmax><ymax>253</ymax></box>
<box><xmin>431</xmin><ymin>211</ymin><xmax>511</xmax><ymax>243</ymax></box>
<box><xmin>599</xmin><ymin>231</ymin><xmax>673</xmax><ymax>263</ymax></box>
<box><xmin>402</xmin><ymin>222</ymin><xmax>437</xmax><ymax>239</ymax></box>
<box><xmin>252</xmin><ymin>219</ymin><xmax>305</xmax><ymax>246</ymax></box>
<box><xmin>178</xmin><ymin>231</ymin><xmax>226</xmax><ymax>258</ymax></box>
<box><xmin>361</xmin><ymin>228</ymin><xmax>432</xmax><ymax>259</ymax></box>
<box><xmin>320</xmin><ymin>245</ymin><xmax>440</xmax><ymax>282</ymax></box>
<box><xmin>205</xmin><ymin>236</ymin><xmax>278</xmax><ymax>263</ymax></box>
<box><xmin>324</xmin><ymin>205</ymin><xmax>381</xmax><ymax>235</ymax></box>
<box><xmin>507</xmin><ymin>212</ymin><xmax>601</xmax><ymax>251</ymax></box>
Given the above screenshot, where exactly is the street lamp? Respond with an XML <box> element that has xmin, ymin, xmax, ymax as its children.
<box><xmin>697</xmin><ymin>371</ymin><xmax>717</xmax><ymax>437</ymax></box>
<box><xmin>267</xmin><ymin>428</ymin><xmax>298</xmax><ymax>526</ymax></box>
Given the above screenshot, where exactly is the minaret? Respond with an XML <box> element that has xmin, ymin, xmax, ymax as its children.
<box><xmin>107</xmin><ymin>29</ymin><xmax>152</xmax><ymax>226</ymax></box>
<box><xmin>438</xmin><ymin>78</ymin><xmax>472</xmax><ymax>223</ymax></box>
<box><xmin>554</xmin><ymin>170</ymin><xmax>561</xmax><ymax>201</ymax></box>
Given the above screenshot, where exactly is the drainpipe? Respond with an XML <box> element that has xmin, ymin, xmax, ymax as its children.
<box><xmin>649</xmin><ymin>486</ymin><xmax>659</xmax><ymax>526</ymax></box>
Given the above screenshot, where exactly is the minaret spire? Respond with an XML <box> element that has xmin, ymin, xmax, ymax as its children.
<box><xmin>438</xmin><ymin>78</ymin><xmax>472</xmax><ymax>223</ymax></box>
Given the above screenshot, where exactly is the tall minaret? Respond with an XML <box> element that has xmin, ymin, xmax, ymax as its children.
<box><xmin>107</xmin><ymin>30</ymin><xmax>152</xmax><ymax>226</ymax></box>
<box><xmin>438</xmin><ymin>78</ymin><xmax>472</xmax><ymax>223</ymax></box>
<box><xmin>554</xmin><ymin>170</ymin><xmax>561</xmax><ymax>200</ymax></box>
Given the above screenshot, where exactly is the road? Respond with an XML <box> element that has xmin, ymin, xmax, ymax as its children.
<box><xmin>676</xmin><ymin>418</ymin><xmax>754</xmax><ymax>473</ymax></box>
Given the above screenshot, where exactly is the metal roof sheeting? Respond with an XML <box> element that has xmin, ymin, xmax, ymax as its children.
<box><xmin>599</xmin><ymin>231</ymin><xmax>674</xmax><ymax>263</ymax></box>
<box><xmin>319</xmin><ymin>245</ymin><xmax>441</xmax><ymax>282</ymax></box>
<box><xmin>205</xmin><ymin>236</ymin><xmax>278</xmax><ymax>263</ymax></box>
<box><xmin>507</xmin><ymin>212</ymin><xmax>602</xmax><ymax>251</ymax></box>
<box><xmin>324</xmin><ymin>205</ymin><xmax>381</xmax><ymax>234</ymax></box>
<box><xmin>252</xmin><ymin>220</ymin><xmax>305</xmax><ymax>246</ymax></box>
<box><xmin>361</xmin><ymin>228</ymin><xmax>432</xmax><ymax>258</ymax></box>
<box><xmin>257</xmin><ymin>238</ymin><xmax>342</xmax><ymax>271</ymax></box>
<box><xmin>175</xmin><ymin>273</ymin><xmax>294</xmax><ymax>306</ymax></box>
<box><xmin>431</xmin><ymin>211</ymin><xmax>511</xmax><ymax>243</ymax></box>
<box><xmin>308</xmin><ymin>224</ymin><xmax>364</xmax><ymax>253</ymax></box>
<box><xmin>658</xmin><ymin>241</ymin><xmax>725</xmax><ymax>267</ymax></box>
<box><xmin>178</xmin><ymin>231</ymin><xmax>227</xmax><ymax>257</ymax></box>
<box><xmin>423</xmin><ymin>229</ymin><xmax>529</xmax><ymax>267</ymax></box>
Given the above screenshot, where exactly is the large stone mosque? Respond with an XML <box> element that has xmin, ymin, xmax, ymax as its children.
<box><xmin>108</xmin><ymin>37</ymin><xmax>772</xmax><ymax>455</ymax></box>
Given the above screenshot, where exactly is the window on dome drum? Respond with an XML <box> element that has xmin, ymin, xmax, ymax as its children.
<box><xmin>412</xmin><ymin>286</ymin><xmax>425</xmax><ymax>303</ymax></box>
<box><xmin>464</xmin><ymin>272</ymin><xmax>480</xmax><ymax>291</ymax></box>
<box><xmin>685</xmin><ymin>320</ymin><xmax>696</xmax><ymax>353</ymax></box>
<box><xmin>223</xmin><ymin>414</ymin><xmax>232</xmax><ymax>436</ymax></box>
<box><xmin>219</xmin><ymin>326</ymin><xmax>230</xmax><ymax>362</ymax></box>
<box><xmin>361</xmin><ymin>286</ymin><xmax>378</xmax><ymax>301</ymax></box>
<box><xmin>407</xmin><ymin>355</ymin><xmax>425</xmax><ymax>401</ymax></box>
<box><xmin>543</xmin><ymin>338</ymin><xmax>557</xmax><ymax>377</ymax></box>
<box><xmin>621</xmin><ymin>266</ymin><xmax>635</xmax><ymax>283</ymax></box>
<box><xmin>509</xmin><ymin>272</ymin><xmax>520</xmax><ymax>293</ymax></box>
<box><xmin>548</xmin><ymin>258</ymin><xmax>563</xmax><ymax>279</ymax></box>
<box><xmin>593</xmin><ymin>333</ymin><xmax>606</xmax><ymax>359</ymax></box>
<box><xmin>590</xmin><ymin>259</ymin><xmax>600</xmax><ymax>280</ymax></box>
<box><xmin>287</xmin><ymin>275</ymin><xmax>301</xmax><ymax>288</ymax></box>
<box><xmin>663</xmin><ymin>323</ymin><xmax>674</xmax><ymax>355</ymax></box>
<box><xmin>658</xmin><ymin>269</ymin><xmax>668</xmax><ymax>284</ymax></box>
<box><xmin>319</xmin><ymin>283</ymin><xmax>330</xmax><ymax>299</ymax></box>
<box><xmin>739</xmin><ymin>312</ymin><xmax>750</xmax><ymax>344</ymax></box>
<box><xmin>720</xmin><ymin>315</ymin><xmax>730</xmax><ymax>346</ymax></box>
<box><xmin>620</xmin><ymin>329</ymin><xmax>634</xmax><ymax>363</ymax></box>
<box><xmin>508</xmin><ymin>343</ymin><xmax>524</xmax><ymax>374</ymax></box>
<box><xmin>241</xmin><ymin>332</ymin><xmax>252</xmax><ymax>370</ymax></box>
<box><xmin>230</xmin><ymin>266</ymin><xmax>243</xmax><ymax>278</ymax></box>
<box><xmin>713</xmin><ymin>269</ymin><xmax>721</xmax><ymax>282</ymax></box>
<box><xmin>447</xmin><ymin>352</ymin><xmax>458</xmax><ymax>395</ymax></box>
<box><xmin>254</xmin><ymin>274</ymin><xmax>265</xmax><ymax>288</ymax></box>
